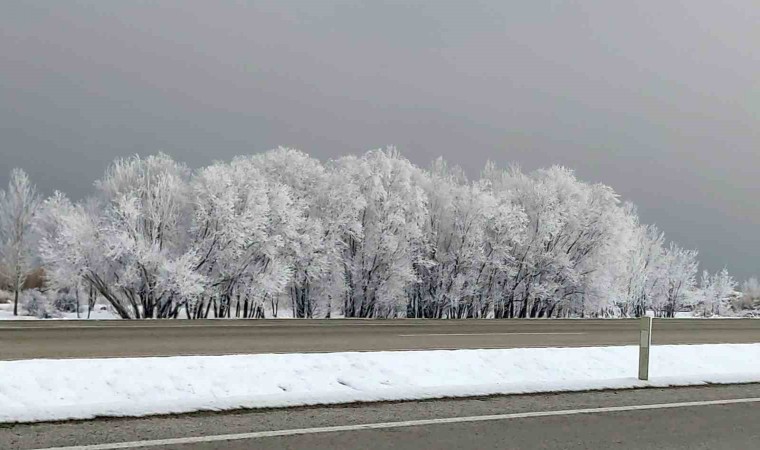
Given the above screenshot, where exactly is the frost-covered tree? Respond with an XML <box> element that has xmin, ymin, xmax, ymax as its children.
<box><xmin>307</xmin><ymin>158</ymin><xmax>365</xmax><ymax>317</ymax></box>
<box><xmin>95</xmin><ymin>153</ymin><xmax>196</xmax><ymax>318</ymax></box>
<box><xmin>657</xmin><ymin>243</ymin><xmax>699</xmax><ymax>317</ymax></box>
<box><xmin>38</xmin><ymin>154</ymin><xmax>197</xmax><ymax>318</ymax></box>
<box><xmin>337</xmin><ymin>149</ymin><xmax>429</xmax><ymax>318</ymax></box>
<box><xmin>694</xmin><ymin>268</ymin><xmax>736</xmax><ymax>317</ymax></box>
<box><xmin>191</xmin><ymin>157</ymin><xmax>301</xmax><ymax>318</ymax></box>
<box><xmin>247</xmin><ymin>148</ymin><xmax>327</xmax><ymax>317</ymax></box>
<box><xmin>243</xmin><ymin>148</ymin><xmax>365</xmax><ymax>318</ymax></box>
<box><xmin>30</xmin><ymin>148</ymin><xmax>728</xmax><ymax>320</ymax></box>
<box><xmin>34</xmin><ymin>191</ymin><xmax>84</xmax><ymax>317</ymax></box>
<box><xmin>613</xmin><ymin>220</ymin><xmax>666</xmax><ymax>317</ymax></box>
<box><xmin>413</xmin><ymin>160</ymin><xmax>528</xmax><ymax>318</ymax></box>
<box><xmin>481</xmin><ymin>165</ymin><xmax>630</xmax><ymax>318</ymax></box>
<box><xmin>739</xmin><ymin>277</ymin><xmax>760</xmax><ymax>310</ymax></box>
<box><xmin>0</xmin><ymin>169</ymin><xmax>41</xmax><ymax>315</ymax></box>
<box><xmin>414</xmin><ymin>160</ymin><xmax>495</xmax><ymax>318</ymax></box>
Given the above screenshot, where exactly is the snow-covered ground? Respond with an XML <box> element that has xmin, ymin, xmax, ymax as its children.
<box><xmin>2</xmin><ymin>344</ymin><xmax>759</xmax><ymax>423</ymax></box>
<box><xmin>0</xmin><ymin>302</ymin><xmax>748</xmax><ymax>321</ymax></box>
<box><xmin>0</xmin><ymin>302</ymin><xmax>120</xmax><ymax>320</ymax></box>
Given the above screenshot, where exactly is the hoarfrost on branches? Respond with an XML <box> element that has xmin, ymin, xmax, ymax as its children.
<box><xmin>20</xmin><ymin>148</ymin><xmax>732</xmax><ymax>319</ymax></box>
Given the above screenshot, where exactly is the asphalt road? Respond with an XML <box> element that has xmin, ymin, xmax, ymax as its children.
<box><xmin>3</xmin><ymin>384</ymin><xmax>759</xmax><ymax>449</ymax></box>
<box><xmin>1</xmin><ymin>319</ymin><xmax>759</xmax><ymax>360</ymax></box>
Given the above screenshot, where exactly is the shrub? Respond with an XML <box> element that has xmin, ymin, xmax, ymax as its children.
<box><xmin>22</xmin><ymin>289</ymin><xmax>62</xmax><ymax>319</ymax></box>
<box><xmin>52</xmin><ymin>289</ymin><xmax>79</xmax><ymax>313</ymax></box>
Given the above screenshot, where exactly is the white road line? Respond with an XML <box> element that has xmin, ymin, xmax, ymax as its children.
<box><xmin>398</xmin><ymin>332</ymin><xmax>587</xmax><ymax>337</ymax></box>
<box><xmin>33</xmin><ymin>397</ymin><xmax>760</xmax><ymax>450</ymax></box>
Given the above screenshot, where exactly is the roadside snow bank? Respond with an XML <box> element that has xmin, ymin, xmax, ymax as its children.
<box><xmin>2</xmin><ymin>344</ymin><xmax>760</xmax><ymax>423</ymax></box>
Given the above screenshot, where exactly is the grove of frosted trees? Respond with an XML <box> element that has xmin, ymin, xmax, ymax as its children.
<box><xmin>1</xmin><ymin>148</ymin><xmax>739</xmax><ymax>319</ymax></box>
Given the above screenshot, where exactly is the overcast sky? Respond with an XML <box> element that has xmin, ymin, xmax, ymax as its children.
<box><xmin>1</xmin><ymin>1</ymin><xmax>758</xmax><ymax>279</ymax></box>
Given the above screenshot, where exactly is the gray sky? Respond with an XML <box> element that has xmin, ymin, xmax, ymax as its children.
<box><xmin>1</xmin><ymin>1</ymin><xmax>758</xmax><ymax>279</ymax></box>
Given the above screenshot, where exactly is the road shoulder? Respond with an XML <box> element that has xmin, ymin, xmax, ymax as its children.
<box><xmin>3</xmin><ymin>384</ymin><xmax>760</xmax><ymax>450</ymax></box>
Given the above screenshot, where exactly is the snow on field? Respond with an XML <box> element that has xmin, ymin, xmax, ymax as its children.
<box><xmin>2</xmin><ymin>344</ymin><xmax>760</xmax><ymax>423</ymax></box>
<box><xmin>0</xmin><ymin>303</ymin><xmax>120</xmax><ymax>320</ymax></box>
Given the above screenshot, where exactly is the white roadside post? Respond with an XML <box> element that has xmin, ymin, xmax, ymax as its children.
<box><xmin>639</xmin><ymin>316</ymin><xmax>653</xmax><ymax>381</ymax></box>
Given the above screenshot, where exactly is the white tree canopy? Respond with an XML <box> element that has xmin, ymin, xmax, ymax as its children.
<box><xmin>0</xmin><ymin>168</ymin><xmax>41</xmax><ymax>315</ymax></box>
<box><xmin>27</xmin><ymin>149</ymin><xmax>727</xmax><ymax>319</ymax></box>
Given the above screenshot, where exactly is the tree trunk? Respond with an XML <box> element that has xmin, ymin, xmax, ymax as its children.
<box><xmin>204</xmin><ymin>297</ymin><xmax>212</xmax><ymax>318</ymax></box>
<box><xmin>87</xmin><ymin>284</ymin><xmax>94</xmax><ymax>319</ymax></box>
<box><xmin>270</xmin><ymin>295</ymin><xmax>278</xmax><ymax>318</ymax></box>
<box><xmin>13</xmin><ymin>288</ymin><xmax>19</xmax><ymax>316</ymax></box>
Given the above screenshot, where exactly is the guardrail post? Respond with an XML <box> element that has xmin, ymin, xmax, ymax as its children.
<box><xmin>638</xmin><ymin>316</ymin><xmax>653</xmax><ymax>381</ymax></box>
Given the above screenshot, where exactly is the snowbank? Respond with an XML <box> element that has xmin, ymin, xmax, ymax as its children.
<box><xmin>2</xmin><ymin>344</ymin><xmax>760</xmax><ymax>423</ymax></box>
